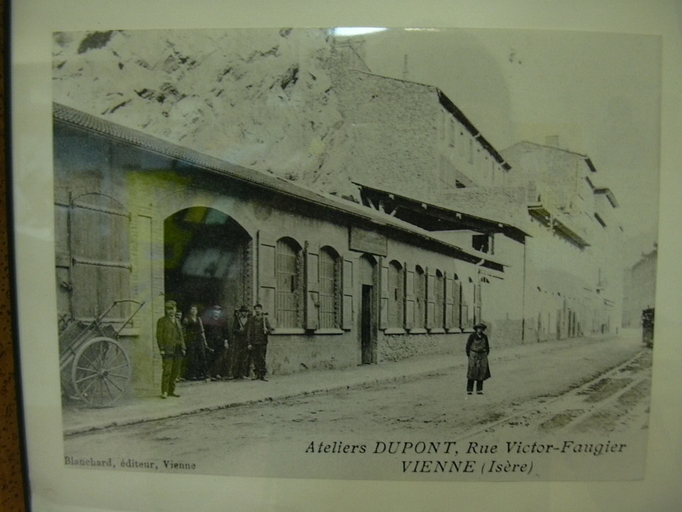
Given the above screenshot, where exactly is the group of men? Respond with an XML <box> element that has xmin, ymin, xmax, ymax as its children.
<box><xmin>156</xmin><ymin>301</ymin><xmax>273</xmax><ymax>399</ymax></box>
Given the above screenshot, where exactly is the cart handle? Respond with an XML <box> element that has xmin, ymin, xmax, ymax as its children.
<box><xmin>115</xmin><ymin>300</ymin><xmax>145</xmax><ymax>335</ymax></box>
<box><xmin>95</xmin><ymin>300</ymin><xmax>146</xmax><ymax>335</ymax></box>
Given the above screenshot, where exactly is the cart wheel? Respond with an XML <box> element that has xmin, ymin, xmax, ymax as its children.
<box><xmin>71</xmin><ymin>337</ymin><xmax>131</xmax><ymax>407</ymax></box>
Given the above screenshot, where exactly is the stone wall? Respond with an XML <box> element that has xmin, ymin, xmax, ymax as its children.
<box><xmin>378</xmin><ymin>331</ymin><xmax>469</xmax><ymax>362</ymax></box>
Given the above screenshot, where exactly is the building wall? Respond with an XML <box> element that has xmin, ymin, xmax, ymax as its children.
<box><xmin>622</xmin><ymin>250</ymin><xmax>657</xmax><ymax>328</ymax></box>
<box><xmin>55</xmin><ymin>121</ymin><xmax>521</xmax><ymax>391</ymax></box>
<box><xmin>332</xmin><ymin>71</ymin><xmax>440</xmax><ymax>191</ymax></box>
<box><xmin>482</xmin><ymin>234</ymin><xmax>525</xmax><ymax>345</ymax></box>
<box><xmin>435</xmin><ymin>106</ymin><xmax>507</xmax><ymax>189</ymax></box>
<box><xmin>521</xmin><ymin>220</ymin><xmax>619</xmax><ymax>342</ymax></box>
<box><xmin>331</xmin><ymin>70</ymin><xmax>506</xmax><ymax>197</ymax></box>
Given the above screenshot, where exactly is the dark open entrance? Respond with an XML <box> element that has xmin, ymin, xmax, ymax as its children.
<box><xmin>359</xmin><ymin>254</ymin><xmax>378</xmax><ymax>364</ymax></box>
<box><xmin>361</xmin><ymin>285</ymin><xmax>374</xmax><ymax>364</ymax></box>
<box><xmin>164</xmin><ymin>207</ymin><xmax>252</xmax><ymax>318</ymax></box>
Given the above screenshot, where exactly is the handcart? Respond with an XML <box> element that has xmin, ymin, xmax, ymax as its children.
<box><xmin>59</xmin><ymin>299</ymin><xmax>145</xmax><ymax>407</ymax></box>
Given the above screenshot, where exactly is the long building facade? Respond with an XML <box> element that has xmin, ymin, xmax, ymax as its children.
<box><xmin>53</xmin><ymin>31</ymin><xmax>625</xmax><ymax>393</ymax></box>
<box><xmin>54</xmin><ymin>104</ymin><xmax>517</xmax><ymax>392</ymax></box>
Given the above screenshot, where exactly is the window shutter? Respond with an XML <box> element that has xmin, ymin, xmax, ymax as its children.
<box><xmin>305</xmin><ymin>245</ymin><xmax>319</xmax><ymax>330</ymax></box>
<box><xmin>342</xmin><ymin>258</ymin><xmax>354</xmax><ymax>330</ymax></box>
<box><xmin>455</xmin><ymin>281</ymin><xmax>464</xmax><ymax>329</ymax></box>
<box><xmin>257</xmin><ymin>231</ymin><xmax>277</xmax><ymax>316</ymax></box>
<box><xmin>70</xmin><ymin>193</ymin><xmax>130</xmax><ymax>322</ymax></box>
<box><xmin>404</xmin><ymin>266</ymin><xmax>415</xmax><ymax>330</ymax></box>
<box><xmin>380</xmin><ymin>261</ymin><xmax>389</xmax><ymax>329</ymax></box>
<box><xmin>426</xmin><ymin>268</ymin><xmax>436</xmax><ymax>330</ymax></box>
<box><xmin>445</xmin><ymin>274</ymin><xmax>454</xmax><ymax>330</ymax></box>
<box><xmin>474</xmin><ymin>282</ymin><xmax>482</xmax><ymax>325</ymax></box>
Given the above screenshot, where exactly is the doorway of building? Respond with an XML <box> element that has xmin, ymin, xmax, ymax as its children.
<box><xmin>361</xmin><ymin>285</ymin><xmax>374</xmax><ymax>364</ymax></box>
<box><xmin>164</xmin><ymin>207</ymin><xmax>252</xmax><ymax>319</ymax></box>
<box><xmin>359</xmin><ymin>254</ymin><xmax>378</xmax><ymax>364</ymax></box>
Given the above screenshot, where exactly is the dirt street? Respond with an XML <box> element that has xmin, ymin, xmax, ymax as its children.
<box><xmin>64</xmin><ymin>330</ymin><xmax>651</xmax><ymax>477</ymax></box>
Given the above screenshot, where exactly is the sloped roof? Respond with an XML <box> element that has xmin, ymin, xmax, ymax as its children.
<box><xmin>354</xmin><ymin>180</ymin><xmax>530</xmax><ymax>241</ymax></box>
<box><xmin>54</xmin><ymin>102</ymin><xmax>507</xmax><ymax>270</ymax></box>
<box><xmin>502</xmin><ymin>141</ymin><xmax>597</xmax><ymax>173</ymax></box>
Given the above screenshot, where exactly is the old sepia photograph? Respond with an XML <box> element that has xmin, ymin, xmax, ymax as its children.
<box><xmin>51</xmin><ymin>27</ymin><xmax>660</xmax><ymax>481</ymax></box>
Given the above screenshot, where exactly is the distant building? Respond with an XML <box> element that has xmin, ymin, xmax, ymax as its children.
<box><xmin>502</xmin><ymin>142</ymin><xmax>624</xmax><ymax>340</ymax></box>
<box><xmin>330</xmin><ymin>51</ymin><xmax>625</xmax><ymax>343</ymax></box>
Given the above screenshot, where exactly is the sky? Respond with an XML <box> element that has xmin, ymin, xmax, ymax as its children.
<box><xmin>354</xmin><ymin>28</ymin><xmax>661</xmax><ymax>260</ymax></box>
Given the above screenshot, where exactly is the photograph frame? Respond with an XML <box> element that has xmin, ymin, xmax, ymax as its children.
<box><xmin>7</xmin><ymin>2</ymin><xmax>679</xmax><ymax>510</ymax></box>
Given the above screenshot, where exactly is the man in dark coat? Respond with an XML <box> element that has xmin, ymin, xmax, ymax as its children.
<box><xmin>231</xmin><ymin>305</ymin><xmax>251</xmax><ymax>379</ymax></box>
<box><xmin>246</xmin><ymin>303</ymin><xmax>273</xmax><ymax>381</ymax></box>
<box><xmin>156</xmin><ymin>300</ymin><xmax>186</xmax><ymax>398</ymax></box>
<box><xmin>182</xmin><ymin>304</ymin><xmax>209</xmax><ymax>380</ymax></box>
<box><xmin>204</xmin><ymin>305</ymin><xmax>230</xmax><ymax>379</ymax></box>
<box><xmin>465</xmin><ymin>323</ymin><xmax>491</xmax><ymax>395</ymax></box>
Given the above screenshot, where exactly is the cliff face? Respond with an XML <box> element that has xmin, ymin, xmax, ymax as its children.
<box><xmin>53</xmin><ymin>28</ymin><xmax>359</xmax><ymax>199</ymax></box>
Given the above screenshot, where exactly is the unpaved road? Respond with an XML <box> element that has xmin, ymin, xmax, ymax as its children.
<box><xmin>63</xmin><ymin>331</ymin><xmax>651</xmax><ymax>477</ymax></box>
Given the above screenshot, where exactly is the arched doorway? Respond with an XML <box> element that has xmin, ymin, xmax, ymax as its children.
<box><xmin>164</xmin><ymin>207</ymin><xmax>252</xmax><ymax>318</ymax></box>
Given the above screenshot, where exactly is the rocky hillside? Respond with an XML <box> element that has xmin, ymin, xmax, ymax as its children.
<box><xmin>53</xmin><ymin>28</ymin><xmax>359</xmax><ymax>199</ymax></box>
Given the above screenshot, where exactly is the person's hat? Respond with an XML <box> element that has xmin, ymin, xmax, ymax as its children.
<box><xmin>473</xmin><ymin>323</ymin><xmax>487</xmax><ymax>330</ymax></box>
<box><xmin>238</xmin><ymin>305</ymin><xmax>250</xmax><ymax>313</ymax></box>
<box><xmin>253</xmin><ymin>303</ymin><xmax>263</xmax><ymax>309</ymax></box>
<box><xmin>212</xmin><ymin>304</ymin><xmax>222</xmax><ymax>310</ymax></box>
<box><xmin>164</xmin><ymin>300</ymin><xmax>177</xmax><ymax>308</ymax></box>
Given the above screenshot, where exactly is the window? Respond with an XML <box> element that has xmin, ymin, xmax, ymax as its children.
<box><xmin>388</xmin><ymin>261</ymin><xmax>404</xmax><ymax>328</ymax></box>
<box><xmin>414</xmin><ymin>266</ymin><xmax>426</xmax><ymax>328</ymax></box>
<box><xmin>276</xmin><ymin>237</ymin><xmax>303</xmax><ymax>328</ymax></box>
<box><xmin>434</xmin><ymin>270</ymin><xmax>445</xmax><ymax>329</ymax></box>
<box><xmin>472</xmin><ymin>234</ymin><xmax>491</xmax><ymax>254</ymax></box>
<box><xmin>319</xmin><ymin>247</ymin><xmax>341</xmax><ymax>329</ymax></box>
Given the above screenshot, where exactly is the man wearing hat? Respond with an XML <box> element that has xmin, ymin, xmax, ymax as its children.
<box><xmin>231</xmin><ymin>305</ymin><xmax>252</xmax><ymax>379</ymax></box>
<box><xmin>465</xmin><ymin>323</ymin><xmax>491</xmax><ymax>395</ymax></box>
<box><xmin>245</xmin><ymin>303</ymin><xmax>274</xmax><ymax>381</ymax></box>
<box><xmin>204</xmin><ymin>304</ymin><xmax>230</xmax><ymax>379</ymax></box>
<box><xmin>156</xmin><ymin>300</ymin><xmax>186</xmax><ymax>398</ymax></box>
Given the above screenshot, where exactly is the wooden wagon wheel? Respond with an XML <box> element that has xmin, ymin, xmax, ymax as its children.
<box><xmin>71</xmin><ymin>337</ymin><xmax>131</xmax><ymax>407</ymax></box>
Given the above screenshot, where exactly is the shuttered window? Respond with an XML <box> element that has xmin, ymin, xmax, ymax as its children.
<box><xmin>387</xmin><ymin>261</ymin><xmax>404</xmax><ymax>328</ymax></box>
<box><xmin>319</xmin><ymin>247</ymin><xmax>341</xmax><ymax>329</ymax></box>
<box><xmin>276</xmin><ymin>238</ymin><xmax>303</xmax><ymax>328</ymax></box>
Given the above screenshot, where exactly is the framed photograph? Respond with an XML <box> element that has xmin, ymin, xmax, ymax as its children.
<box><xmin>10</xmin><ymin>1</ymin><xmax>682</xmax><ymax>510</ymax></box>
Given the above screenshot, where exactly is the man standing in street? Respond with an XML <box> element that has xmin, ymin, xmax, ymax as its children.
<box><xmin>157</xmin><ymin>300</ymin><xmax>186</xmax><ymax>398</ymax></box>
<box><xmin>246</xmin><ymin>303</ymin><xmax>273</xmax><ymax>381</ymax></box>
<box><xmin>231</xmin><ymin>305</ymin><xmax>252</xmax><ymax>379</ymax></box>
<box><xmin>204</xmin><ymin>304</ymin><xmax>230</xmax><ymax>380</ymax></box>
